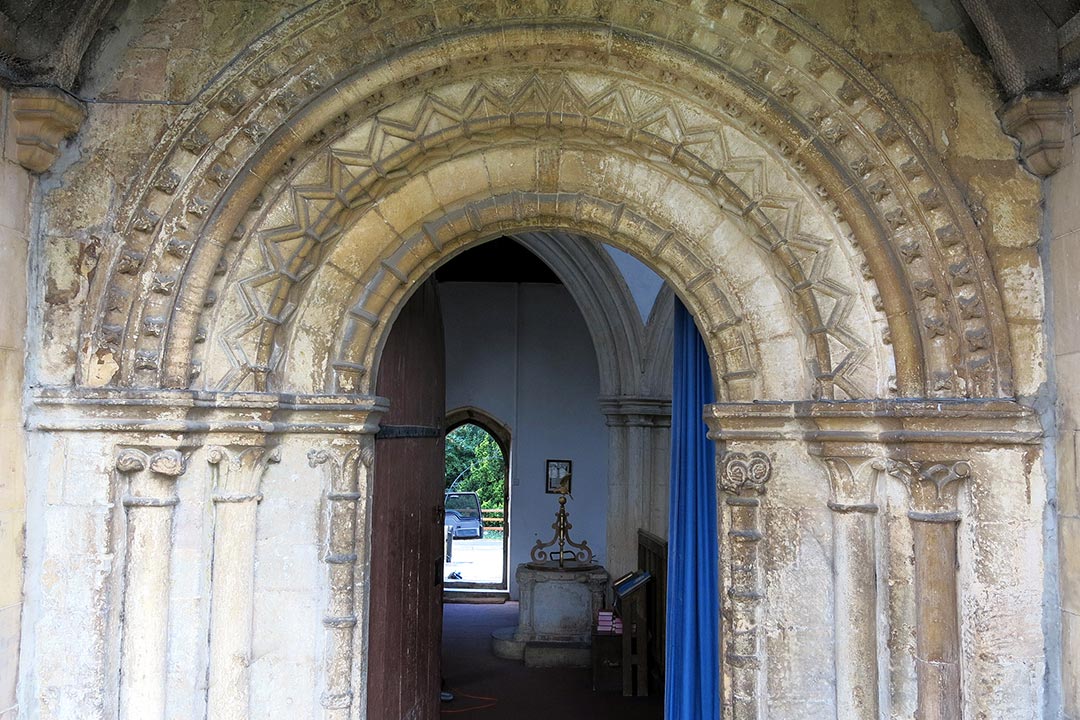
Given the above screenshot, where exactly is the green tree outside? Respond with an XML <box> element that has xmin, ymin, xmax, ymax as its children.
<box><xmin>445</xmin><ymin>423</ymin><xmax>506</xmax><ymax>510</ymax></box>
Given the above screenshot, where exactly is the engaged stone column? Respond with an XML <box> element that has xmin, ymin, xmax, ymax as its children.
<box><xmin>600</xmin><ymin>397</ymin><xmax>671</xmax><ymax>575</ymax></box>
<box><xmin>815</xmin><ymin>450</ymin><xmax>880</xmax><ymax>720</ymax></box>
<box><xmin>307</xmin><ymin>439</ymin><xmax>373</xmax><ymax>719</ymax></box>
<box><xmin>205</xmin><ymin>444</ymin><xmax>280</xmax><ymax>720</ymax></box>
<box><xmin>116</xmin><ymin>448</ymin><xmax>187</xmax><ymax>720</ymax></box>
<box><xmin>885</xmin><ymin>458</ymin><xmax>971</xmax><ymax>720</ymax></box>
<box><xmin>718</xmin><ymin>450</ymin><xmax>772</xmax><ymax>720</ymax></box>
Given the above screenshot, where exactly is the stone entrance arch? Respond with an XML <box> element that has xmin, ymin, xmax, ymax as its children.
<box><xmin>20</xmin><ymin>5</ymin><xmax>1048</xmax><ymax>720</ymax></box>
<box><xmin>77</xmin><ymin>17</ymin><xmax>1015</xmax><ymax>400</ymax></box>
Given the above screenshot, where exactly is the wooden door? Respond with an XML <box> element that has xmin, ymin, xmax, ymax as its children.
<box><xmin>369</xmin><ymin>280</ymin><xmax>446</xmax><ymax>720</ymax></box>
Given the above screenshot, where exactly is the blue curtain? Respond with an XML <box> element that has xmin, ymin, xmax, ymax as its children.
<box><xmin>665</xmin><ymin>299</ymin><xmax>719</xmax><ymax>719</ymax></box>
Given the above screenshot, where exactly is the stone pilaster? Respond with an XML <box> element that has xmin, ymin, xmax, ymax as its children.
<box><xmin>707</xmin><ymin>398</ymin><xmax>1043</xmax><ymax>718</ymax></box>
<box><xmin>25</xmin><ymin>387</ymin><xmax>388</xmax><ymax>720</ymax></box>
<box><xmin>816</xmin><ymin>452</ymin><xmax>881</xmax><ymax>720</ymax></box>
<box><xmin>205</xmin><ymin>442</ymin><xmax>280</xmax><ymax>720</ymax></box>
<box><xmin>115</xmin><ymin>448</ymin><xmax>187</xmax><ymax>720</ymax></box>
<box><xmin>599</xmin><ymin>396</ymin><xmax>671</xmax><ymax>576</ymax></box>
<box><xmin>718</xmin><ymin>450</ymin><xmax>772</xmax><ymax>720</ymax></box>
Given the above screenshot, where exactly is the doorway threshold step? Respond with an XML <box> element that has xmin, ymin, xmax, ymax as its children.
<box><xmin>492</xmin><ymin>627</ymin><xmax>591</xmax><ymax>667</ymax></box>
<box><xmin>444</xmin><ymin>590</ymin><xmax>509</xmax><ymax>603</ymax></box>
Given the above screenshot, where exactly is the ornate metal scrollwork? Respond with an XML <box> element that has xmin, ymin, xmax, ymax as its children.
<box><xmin>530</xmin><ymin>496</ymin><xmax>595</xmax><ymax>568</ymax></box>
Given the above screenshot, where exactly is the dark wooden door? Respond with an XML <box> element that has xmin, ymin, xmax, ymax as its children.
<box><xmin>369</xmin><ymin>280</ymin><xmax>446</xmax><ymax>720</ymax></box>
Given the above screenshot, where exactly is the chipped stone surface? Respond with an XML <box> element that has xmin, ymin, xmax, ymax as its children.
<box><xmin>2</xmin><ymin>1</ymin><xmax>1069</xmax><ymax>718</ymax></box>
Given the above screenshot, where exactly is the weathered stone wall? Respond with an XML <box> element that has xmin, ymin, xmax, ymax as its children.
<box><xmin>785</xmin><ymin>0</ymin><xmax>1047</xmax><ymax>398</ymax></box>
<box><xmin>7</xmin><ymin>1</ymin><xmax>1061</xmax><ymax>719</ymax></box>
<box><xmin>32</xmin><ymin>0</ymin><xmax>1044</xmax><ymax>398</ymax></box>
<box><xmin>1047</xmin><ymin>84</ymin><xmax>1080</xmax><ymax>720</ymax></box>
<box><xmin>0</xmin><ymin>85</ymin><xmax>31</xmax><ymax>720</ymax></box>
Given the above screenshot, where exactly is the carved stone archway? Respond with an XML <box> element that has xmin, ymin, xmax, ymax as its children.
<box><xmin>21</xmin><ymin>5</ymin><xmax>1048</xmax><ymax>720</ymax></box>
<box><xmin>79</xmin><ymin>10</ymin><xmax>1013</xmax><ymax>400</ymax></box>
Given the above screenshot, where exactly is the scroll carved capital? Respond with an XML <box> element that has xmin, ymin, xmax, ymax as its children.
<box><xmin>148</xmin><ymin>449</ymin><xmax>186</xmax><ymax>477</ymax></box>
<box><xmin>882</xmin><ymin>458</ymin><xmax>971</xmax><ymax>519</ymax></box>
<box><xmin>719</xmin><ymin>450</ymin><xmax>772</xmax><ymax>495</ymax></box>
<box><xmin>115</xmin><ymin>449</ymin><xmax>148</xmax><ymax>474</ymax></box>
<box><xmin>307</xmin><ymin>439</ymin><xmax>372</xmax><ymax>495</ymax></box>
<box><xmin>999</xmin><ymin>91</ymin><xmax>1071</xmax><ymax>177</ymax></box>
<box><xmin>9</xmin><ymin>86</ymin><xmax>87</xmax><ymax>173</ymax></box>
<box><xmin>115</xmin><ymin>447</ymin><xmax>187</xmax><ymax>507</ymax></box>
<box><xmin>115</xmin><ymin>448</ymin><xmax>187</xmax><ymax>478</ymax></box>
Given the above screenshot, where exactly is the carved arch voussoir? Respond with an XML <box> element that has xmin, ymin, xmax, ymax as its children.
<box><xmin>79</xmin><ymin>3</ymin><xmax>1012</xmax><ymax>400</ymax></box>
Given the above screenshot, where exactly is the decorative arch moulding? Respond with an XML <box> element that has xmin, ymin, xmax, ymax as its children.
<box><xmin>76</xmin><ymin>4</ymin><xmax>1014</xmax><ymax>401</ymax></box>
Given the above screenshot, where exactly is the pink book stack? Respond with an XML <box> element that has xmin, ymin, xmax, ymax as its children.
<box><xmin>596</xmin><ymin>610</ymin><xmax>623</xmax><ymax>634</ymax></box>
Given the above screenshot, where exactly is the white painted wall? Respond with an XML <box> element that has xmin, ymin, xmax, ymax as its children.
<box><xmin>603</xmin><ymin>244</ymin><xmax>665</xmax><ymax>323</ymax></box>
<box><xmin>441</xmin><ymin>282</ymin><xmax>608</xmax><ymax>598</ymax></box>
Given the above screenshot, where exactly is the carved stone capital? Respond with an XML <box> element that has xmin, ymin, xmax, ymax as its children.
<box><xmin>719</xmin><ymin>450</ymin><xmax>773</xmax><ymax>495</ymax></box>
<box><xmin>115</xmin><ymin>447</ymin><xmax>187</xmax><ymax>506</ymax></box>
<box><xmin>819</xmin><ymin>456</ymin><xmax>880</xmax><ymax>512</ymax></box>
<box><xmin>307</xmin><ymin>442</ymin><xmax>373</xmax><ymax>472</ymax></box>
<box><xmin>115</xmin><ymin>448</ymin><xmax>187</xmax><ymax>477</ymax></box>
<box><xmin>599</xmin><ymin>396</ymin><xmax>672</xmax><ymax>427</ymax></box>
<box><xmin>883</xmin><ymin>459</ymin><xmax>971</xmax><ymax>520</ymax></box>
<box><xmin>206</xmin><ymin>444</ymin><xmax>280</xmax><ymax>502</ymax></box>
<box><xmin>999</xmin><ymin>91</ymin><xmax>1071</xmax><ymax>177</ymax></box>
<box><xmin>9</xmin><ymin>86</ymin><xmax>87</xmax><ymax>173</ymax></box>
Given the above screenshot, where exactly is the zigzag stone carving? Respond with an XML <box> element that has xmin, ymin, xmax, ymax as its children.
<box><xmin>80</xmin><ymin>3</ymin><xmax>1011</xmax><ymax>400</ymax></box>
<box><xmin>202</xmin><ymin>69</ymin><xmax>880</xmax><ymax>399</ymax></box>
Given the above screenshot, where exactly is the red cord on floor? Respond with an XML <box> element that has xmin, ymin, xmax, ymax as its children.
<box><xmin>440</xmin><ymin>686</ymin><xmax>499</xmax><ymax>714</ymax></box>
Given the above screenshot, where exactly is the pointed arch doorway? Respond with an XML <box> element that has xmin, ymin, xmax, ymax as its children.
<box><xmin>444</xmin><ymin>408</ymin><xmax>513</xmax><ymax>592</ymax></box>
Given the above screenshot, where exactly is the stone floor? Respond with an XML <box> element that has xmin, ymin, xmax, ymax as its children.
<box><xmin>440</xmin><ymin>601</ymin><xmax>664</xmax><ymax>719</ymax></box>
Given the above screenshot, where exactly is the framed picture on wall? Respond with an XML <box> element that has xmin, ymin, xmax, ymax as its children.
<box><xmin>546</xmin><ymin>459</ymin><xmax>572</xmax><ymax>494</ymax></box>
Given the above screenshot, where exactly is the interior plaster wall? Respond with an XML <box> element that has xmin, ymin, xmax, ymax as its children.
<box><xmin>441</xmin><ymin>281</ymin><xmax>608</xmax><ymax>598</ymax></box>
<box><xmin>0</xmin><ymin>86</ymin><xmax>31</xmax><ymax>720</ymax></box>
<box><xmin>1047</xmin><ymin>84</ymin><xmax>1080</xmax><ymax>720</ymax></box>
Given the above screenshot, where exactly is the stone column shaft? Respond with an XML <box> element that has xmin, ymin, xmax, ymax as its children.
<box><xmin>116</xmin><ymin>449</ymin><xmax>186</xmax><ymax>720</ymax></box>
<box><xmin>831</xmin><ymin>506</ymin><xmax>879</xmax><ymax>718</ymax></box>
<box><xmin>309</xmin><ymin>441</ymin><xmax>372</xmax><ymax>719</ymax></box>
<box><xmin>820</xmin><ymin>454</ymin><xmax>881</xmax><ymax>720</ymax></box>
<box><xmin>887</xmin><ymin>459</ymin><xmax>970</xmax><ymax>720</ymax></box>
<box><xmin>912</xmin><ymin>515</ymin><xmax>961</xmax><ymax>719</ymax></box>
<box><xmin>600</xmin><ymin>398</ymin><xmax>671</xmax><ymax>576</ymax></box>
<box><xmin>606</xmin><ymin>422</ymin><xmax>631</xmax><ymax>574</ymax></box>
<box><xmin>718</xmin><ymin>450</ymin><xmax>772</xmax><ymax>720</ymax></box>
<box><xmin>206</xmin><ymin>445</ymin><xmax>278</xmax><ymax>720</ymax></box>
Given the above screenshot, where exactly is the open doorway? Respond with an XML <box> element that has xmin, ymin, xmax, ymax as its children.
<box><xmin>430</xmin><ymin>234</ymin><xmax>666</xmax><ymax>716</ymax></box>
<box><xmin>444</xmin><ymin>416</ymin><xmax>510</xmax><ymax>591</ymax></box>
